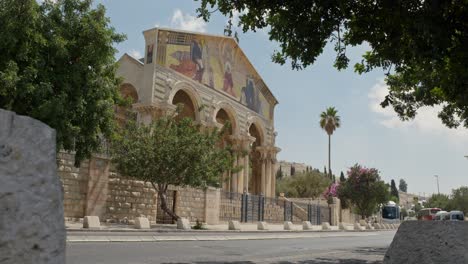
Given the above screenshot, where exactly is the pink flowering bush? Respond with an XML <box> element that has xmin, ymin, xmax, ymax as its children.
<box><xmin>323</xmin><ymin>182</ymin><xmax>339</xmax><ymax>198</ymax></box>
<box><xmin>338</xmin><ymin>164</ymin><xmax>389</xmax><ymax>219</ymax></box>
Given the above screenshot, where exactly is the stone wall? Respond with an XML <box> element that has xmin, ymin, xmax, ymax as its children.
<box><xmin>106</xmin><ymin>169</ymin><xmax>158</xmax><ymax>222</ymax></box>
<box><xmin>171</xmin><ymin>186</ymin><xmax>206</xmax><ymax>222</ymax></box>
<box><xmin>57</xmin><ymin>151</ymin><xmax>220</xmax><ymax>224</ymax></box>
<box><xmin>58</xmin><ymin>152</ymin><xmax>88</xmax><ymax>219</ymax></box>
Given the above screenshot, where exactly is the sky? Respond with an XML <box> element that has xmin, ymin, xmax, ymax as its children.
<box><xmin>95</xmin><ymin>0</ymin><xmax>468</xmax><ymax>196</ymax></box>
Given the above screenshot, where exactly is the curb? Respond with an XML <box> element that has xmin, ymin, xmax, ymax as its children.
<box><xmin>67</xmin><ymin>231</ymin><xmax>394</xmax><ymax>243</ymax></box>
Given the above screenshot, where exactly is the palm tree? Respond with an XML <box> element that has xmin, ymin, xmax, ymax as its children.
<box><xmin>319</xmin><ymin>107</ymin><xmax>341</xmax><ymax>181</ymax></box>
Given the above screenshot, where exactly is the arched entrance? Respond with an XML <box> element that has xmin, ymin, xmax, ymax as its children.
<box><xmin>215</xmin><ymin>108</ymin><xmax>235</xmax><ymax>191</ymax></box>
<box><xmin>248</xmin><ymin>123</ymin><xmax>263</xmax><ymax>195</ymax></box>
<box><xmin>116</xmin><ymin>83</ymin><xmax>138</xmax><ymax>125</ymax></box>
<box><xmin>172</xmin><ymin>90</ymin><xmax>196</xmax><ymax>120</ymax></box>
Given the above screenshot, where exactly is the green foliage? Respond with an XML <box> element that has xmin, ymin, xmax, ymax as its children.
<box><xmin>111</xmin><ymin>117</ymin><xmax>236</xmax><ymax>219</ymax></box>
<box><xmin>320</xmin><ymin>107</ymin><xmax>340</xmax><ymax>180</ymax></box>
<box><xmin>276</xmin><ymin>171</ymin><xmax>331</xmax><ymax>198</ymax></box>
<box><xmin>401</xmin><ymin>208</ymin><xmax>408</xmax><ymax>219</ymax></box>
<box><xmin>197</xmin><ymin>1</ymin><xmax>468</xmax><ymax>128</ymax></box>
<box><xmin>192</xmin><ymin>219</ymin><xmax>207</xmax><ymax>230</ymax></box>
<box><xmin>425</xmin><ymin>194</ymin><xmax>451</xmax><ymax>211</ymax></box>
<box><xmin>449</xmin><ymin>186</ymin><xmax>468</xmax><ymax>213</ymax></box>
<box><xmin>275</xmin><ymin>166</ymin><xmax>284</xmax><ymax>180</ymax></box>
<box><xmin>390</xmin><ymin>179</ymin><xmax>399</xmax><ymax>202</ymax></box>
<box><xmin>0</xmin><ymin>0</ymin><xmax>125</xmax><ymax>165</ymax></box>
<box><xmin>399</xmin><ymin>179</ymin><xmax>408</xmax><ymax>192</ymax></box>
<box><xmin>339</xmin><ymin>171</ymin><xmax>345</xmax><ymax>183</ymax></box>
<box><xmin>414</xmin><ymin>203</ymin><xmax>422</xmax><ymax>213</ymax></box>
<box><xmin>338</xmin><ymin>164</ymin><xmax>390</xmax><ymax>219</ymax></box>
<box><xmin>319</xmin><ymin>107</ymin><xmax>341</xmax><ymax>136</ymax></box>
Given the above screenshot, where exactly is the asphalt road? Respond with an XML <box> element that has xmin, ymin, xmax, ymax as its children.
<box><xmin>67</xmin><ymin>231</ymin><xmax>395</xmax><ymax>264</ymax></box>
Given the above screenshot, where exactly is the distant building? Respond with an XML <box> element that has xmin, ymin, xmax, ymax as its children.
<box><xmin>276</xmin><ymin>161</ymin><xmax>313</xmax><ymax>177</ymax></box>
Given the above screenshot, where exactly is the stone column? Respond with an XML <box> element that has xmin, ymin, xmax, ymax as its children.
<box><xmin>261</xmin><ymin>156</ymin><xmax>266</xmax><ymax>195</ymax></box>
<box><xmin>237</xmin><ymin>153</ymin><xmax>244</xmax><ymax>193</ymax></box>
<box><xmin>231</xmin><ymin>155</ymin><xmax>238</xmax><ymax>193</ymax></box>
<box><xmin>243</xmin><ymin>154</ymin><xmax>249</xmax><ymax>193</ymax></box>
<box><xmin>265</xmin><ymin>154</ymin><xmax>272</xmax><ymax>197</ymax></box>
<box><xmin>271</xmin><ymin>158</ymin><xmax>277</xmax><ymax>198</ymax></box>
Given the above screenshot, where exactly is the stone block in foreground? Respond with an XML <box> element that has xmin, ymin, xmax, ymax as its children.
<box><xmin>83</xmin><ymin>216</ymin><xmax>101</xmax><ymax>229</ymax></box>
<box><xmin>228</xmin><ymin>220</ymin><xmax>241</xmax><ymax>230</ymax></box>
<box><xmin>384</xmin><ymin>221</ymin><xmax>468</xmax><ymax>264</ymax></box>
<box><xmin>257</xmin><ymin>221</ymin><xmax>268</xmax><ymax>230</ymax></box>
<box><xmin>135</xmin><ymin>217</ymin><xmax>150</xmax><ymax>229</ymax></box>
<box><xmin>0</xmin><ymin>109</ymin><xmax>65</xmax><ymax>264</ymax></box>
<box><xmin>177</xmin><ymin>218</ymin><xmax>191</xmax><ymax>230</ymax></box>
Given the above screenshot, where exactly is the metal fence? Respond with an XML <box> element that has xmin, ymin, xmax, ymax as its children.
<box><xmin>220</xmin><ymin>191</ymin><xmax>330</xmax><ymax>224</ymax></box>
<box><xmin>156</xmin><ymin>190</ymin><xmax>177</xmax><ymax>224</ymax></box>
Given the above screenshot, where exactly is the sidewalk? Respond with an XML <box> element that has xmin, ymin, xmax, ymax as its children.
<box><xmin>66</xmin><ymin>221</ymin><xmax>394</xmax><ymax>243</ymax></box>
<box><xmin>67</xmin><ymin>229</ymin><xmax>389</xmax><ymax>243</ymax></box>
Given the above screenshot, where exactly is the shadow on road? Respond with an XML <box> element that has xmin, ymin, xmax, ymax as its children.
<box><xmin>163</xmin><ymin>258</ymin><xmax>383</xmax><ymax>264</ymax></box>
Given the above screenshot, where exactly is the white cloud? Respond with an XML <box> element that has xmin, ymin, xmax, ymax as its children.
<box><xmin>128</xmin><ymin>49</ymin><xmax>142</xmax><ymax>59</ymax></box>
<box><xmin>170</xmin><ymin>9</ymin><xmax>207</xmax><ymax>33</ymax></box>
<box><xmin>368</xmin><ymin>78</ymin><xmax>468</xmax><ymax>142</ymax></box>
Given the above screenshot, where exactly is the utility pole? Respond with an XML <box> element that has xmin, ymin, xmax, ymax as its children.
<box><xmin>434</xmin><ymin>175</ymin><xmax>440</xmax><ymax>195</ymax></box>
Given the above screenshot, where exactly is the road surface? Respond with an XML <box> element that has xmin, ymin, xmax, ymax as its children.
<box><xmin>67</xmin><ymin>231</ymin><xmax>395</xmax><ymax>264</ymax></box>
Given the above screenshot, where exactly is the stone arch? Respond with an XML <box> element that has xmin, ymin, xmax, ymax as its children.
<box><xmin>248</xmin><ymin>120</ymin><xmax>266</xmax><ymax>195</ymax></box>
<box><xmin>169</xmin><ymin>82</ymin><xmax>202</xmax><ymax>122</ymax></box>
<box><xmin>213</xmin><ymin>102</ymin><xmax>239</xmax><ymax>136</ymax></box>
<box><xmin>116</xmin><ymin>83</ymin><xmax>139</xmax><ymax>124</ymax></box>
<box><xmin>120</xmin><ymin>83</ymin><xmax>139</xmax><ymax>103</ymax></box>
<box><xmin>247</xmin><ymin>116</ymin><xmax>266</xmax><ymax>147</ymax></box>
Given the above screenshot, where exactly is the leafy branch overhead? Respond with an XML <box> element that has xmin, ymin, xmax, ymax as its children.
<box><xmin>196</xmin><ymin>1</ymin><xmax>468</xmax><ymax>128</ymax></box>
<box><xmin>0</xmin><ymin>0</ymin><xmax>126</xmax><ymax>165</ymax></box>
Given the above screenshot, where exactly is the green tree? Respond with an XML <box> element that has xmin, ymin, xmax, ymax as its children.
<box><xmin>338</xmin><ymin>164</ymin><xmax>389</xmax><ymax>219</ymax></box>
<box><xmin>276</xmin><ymin>171</ymin><xmax>331</xmax><ymax>198</ymax></box>
<box><xmin>399</xmin><ymin>179</ymin><xmax>408</xmax><ymax>192</ymax></box>
<box><xmin>390</xmin><ymin>179</ymin><xmax>399</xmax><ymax>202</ymax></box>
<box><xmin>197</xmin><ymin>1</ymin><xmax>468</xmax><ymax>128</ymax></box>
<box><xmin>425</xmin><ymin>193</ymin><xmax>451</xmax><ymax>211</ymax></box>
<box><xmin>319</xmin><ymin>107</ymin><xmax>341</xmax><ymax>180</ymax></box>
<box><xmin>339</xmin><ymin>171</ymin><xmax>346</xmax><ymax>183</ymax></box>
<box><xmin>449</xmin><ymin>186</ymin><xmax>468</xmax><ymax>213</ymax></box>
<box><xmin>0</xmin><ymin>0</ymin><xmax>125</xmax><ymax>165</ymax></box>
<box><xmin>276</xmin><ymin>166</ymin><xmax>284</xmax><ymax>180</ymax></box>
<box><xmin>111</xmin><ymin>117</ymin><xmax>236</xmax><ymax>220</ymax></box>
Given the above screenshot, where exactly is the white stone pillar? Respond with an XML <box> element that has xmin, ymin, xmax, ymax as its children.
<box><xmin>265</xmin><ymin>155</ymin><xmax>272</xmax><ymax>197</ymax></box>
<box><xmin>244</xmin><ymin>154</ymin><xmax>249</xmax><ymax>193</ymax></box>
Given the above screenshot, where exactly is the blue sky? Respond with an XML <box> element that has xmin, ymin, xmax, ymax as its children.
<box><xmin>97</xmin><ymin>0</ymin><xmax>468</xmax><ymax>196</ymax></box>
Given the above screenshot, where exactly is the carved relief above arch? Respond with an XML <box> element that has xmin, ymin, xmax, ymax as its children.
<box><xmin>168</xmin><ymin>81</ymin><xmax>202</xmax><ymax>122</ymax></box>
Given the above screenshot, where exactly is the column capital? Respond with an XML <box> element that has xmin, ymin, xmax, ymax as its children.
<box><xmin>133</xmin><ymin>102</ymin><xmax>177</xmax><ymax>119</ymax></box>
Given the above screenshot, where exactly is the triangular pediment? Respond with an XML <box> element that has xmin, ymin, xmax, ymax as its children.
<box><xmin>152</xmin><ymin>28</ymin><xmax>278</xmax><ymax>119</ymax></box>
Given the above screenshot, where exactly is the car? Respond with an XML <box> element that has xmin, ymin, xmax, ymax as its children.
<box><xmin>434</xmin><ymin>211</ymin><xmax>449</xmax><ymax>221</ymax></box>
<box><xmin>448</xmin><ymin>211</ymin><xmax>464</xmax><ymax>221</ymax></box>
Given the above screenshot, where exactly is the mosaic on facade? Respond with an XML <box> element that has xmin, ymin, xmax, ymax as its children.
<box><xmin>156</xmin><ymin>30</ymin><xmax>271</xmax><ymax>119</ymax></box>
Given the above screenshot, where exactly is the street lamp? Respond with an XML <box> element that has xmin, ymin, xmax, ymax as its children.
<box><xmin>434</xmin><ymin>175</ymin><xmax>440</xmax><ymax>195</ymax></box>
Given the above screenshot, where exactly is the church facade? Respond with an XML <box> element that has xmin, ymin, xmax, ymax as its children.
<box><xmin>117</xmin><ymin>27</ymin><xmax>280</xmax><ymax>197</ymax></box>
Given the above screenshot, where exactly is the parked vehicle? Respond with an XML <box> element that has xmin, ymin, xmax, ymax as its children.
<box><xmin>434</xmin><ymin>211</ymin><xmax>449</xmax><ymax>221</ymax></box>
<box><xmin>418</xmin><ymin>208</ymin><xmax>441</xmax><ymax>220</ymax></box>
<box><xmin>449</xmin><ymin>211</ymin><xmax>464</xmax><ymax>221</ymax></box>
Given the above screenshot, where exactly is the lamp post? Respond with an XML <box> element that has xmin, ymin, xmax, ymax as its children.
<box><xmin>434</xmin><ymin>175</ymin><xmax>440</xmax><ymax>195</ymax></box>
